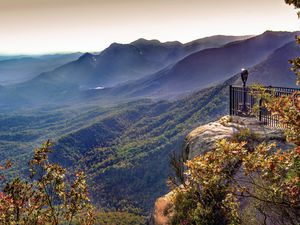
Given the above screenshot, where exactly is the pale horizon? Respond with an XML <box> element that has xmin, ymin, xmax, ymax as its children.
<box><xmin>1</xmin><ymin>0</ymin><xmax>299</xmax><ymax>55</ymax></box>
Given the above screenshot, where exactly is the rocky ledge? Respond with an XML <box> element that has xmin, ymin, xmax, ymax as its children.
<box><xmin>149</xmin><ymin>115</ymin><xmax>287</xmax><ymax>225</ymax></box>
<box><xmin>184</xmin><ymin>115</ymin><xmax>285</xmax><ymax>160</ymax></box>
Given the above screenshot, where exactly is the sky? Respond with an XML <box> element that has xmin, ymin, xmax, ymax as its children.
<box><xmin>0</xmin><ymin>0</ymin><xmax>299</xmax><ymax>55</ymax></box>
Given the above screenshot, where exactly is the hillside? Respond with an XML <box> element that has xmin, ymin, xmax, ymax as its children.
<box><xmin>234</xmin><ymin>41</ymin><xmax>299</xmax><ymax>87</ymax></box>
<box><xmin>0</xmin><ymin>74</ymin><xmax>239</xmax><ymax>213</ymax></box>
<box><xmin>48</xmin><ymin>76</ymin><xmax>238</xmax><ymax>212</ymax></box>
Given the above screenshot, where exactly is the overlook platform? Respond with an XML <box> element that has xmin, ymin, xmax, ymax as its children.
<box><xmin>229</xmin><ymin>85</ymin><xmax>300</xmax><ymax>127</ymax></box>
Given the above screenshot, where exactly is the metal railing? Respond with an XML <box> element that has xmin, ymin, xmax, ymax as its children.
<box><xmin>229</xmin><ymin>85</ymin><xmax>300</xmax><ymax>127</ymax></box>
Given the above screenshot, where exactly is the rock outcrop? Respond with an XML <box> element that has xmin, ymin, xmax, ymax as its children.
<box><xmin>149</xmin><ymin>115</ymin><xmax>287</xmax><ymax>225</ymax></box>
<box><xmin>148</xmin><ymin>191</ymin><xmax>174</xmax><ymax>225</ymax></box>
<box><xmin>184</xmin><ymin>115</ymin><xmax>285</xmax><ymax>160</ymax></box>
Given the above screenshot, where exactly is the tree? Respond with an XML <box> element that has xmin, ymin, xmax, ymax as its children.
<box><xmin>285</xmin><ymin>0</ymin><xmax>300</xmax><ymax>11</ymax></box>
<box><xmin>0</xmin><ymin>140</ymin><xmax>95</xmax><ymax>225</ymax></box>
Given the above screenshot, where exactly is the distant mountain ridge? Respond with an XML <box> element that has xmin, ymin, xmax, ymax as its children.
<box><xmin>94</xmin><ymin>31</ymin><xmax>298</xmax><ymax>99</ymax></box>
<box><xmin>0</xmin><ymin>55</ymin><xmax>27</xmax><ymax>62</ymax></box>
<box><xmin>22</xmin><ymin>34</ymin><xmax>251</xmax><ymax>90</ymax></box>
<box><xmin>0</xmin><ymin>34</ymin><xmax>251</xmax><ymax>107</ymax></box>
<box><xmin>0</xmin><ymin>31</ymin><xmax>298</xmax><ymax>109</ymax></box>
<box><xmin>0</xmin><ymin>53</ymin><xmax>82</xmax><ymax>85</ymax></box>
<box><xmin>130</xmin><ymin>35</ymin><xmax>252</xmax><ymax>65</ymax></box>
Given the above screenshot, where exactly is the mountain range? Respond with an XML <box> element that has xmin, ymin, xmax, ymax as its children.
<box><xmin>28</xmin><ymin>34</ymin><xmax>252</xmax><ymax>90</ymax></box>
<box><xmin>0</xmin><ymin>35</ymin><xmax>251</xmax><ymax>107</ymax></box>
<box><xmin>0</xmin><ymin>31</ymin><xmax>299</xmax><ymax>215</ymax></box>
<box><xmin>95</xmin><ymin>31</ymin><xmax>298</xmax><ymax>99</ymax></box>
<box><xmin>0</xmin><ymin>53</ymin><xmax>82</xmax><ymax>85</ymax></box>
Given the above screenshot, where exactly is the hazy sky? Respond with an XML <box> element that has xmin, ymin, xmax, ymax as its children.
<box><xmin>0</xmin><ymin>0</ymin><xmax>299</xmax><ymax>54</ymax></box>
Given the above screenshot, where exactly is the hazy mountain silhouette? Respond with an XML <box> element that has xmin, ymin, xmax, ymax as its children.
<box><xmin>130</xmin><ymin>35</ymin><xmax>252</xmax><ymax>65</ymax></box>
<box><xmin>24</xmin><ymin>35</ymin><xmax>250</xmax><ymax>90</ymax></box>
<box><xmin>0</xmin><ymin>35</ymin><xmax>250</xmax><ymax>105</ymax></box>
<box><xmin>183</xmin><ymin>35</ymin><xmax>252</xmax><ymax>54</ymax></box>
<box><xmin>0</xmin><ymin>55</ymin><xmax>26</xmax><ymax>62</ymax></box>
<box><xmin>0</xmin><ymin>53</ymin><xmax>82</xmax><ymax>85</ymax></box>
<box><xmin>105</xmin><ymin>31</ymin><xmax>298</xmax><ymax>98</ymax></box>
<box><xmin>0</xmin><ymin>31</ymin><xmax>298</xmax><ymax>109</ymax></box>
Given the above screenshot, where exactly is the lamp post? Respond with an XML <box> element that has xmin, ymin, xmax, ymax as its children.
<box><xmin>241</xmin><ymin>69</ymin><xmax>248</xmax><ymax>113</ymax></box>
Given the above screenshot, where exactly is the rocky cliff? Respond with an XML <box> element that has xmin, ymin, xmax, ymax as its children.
<box><xmin>149</xmin><ymin>115</ymin><xmax>288</xmax><ymax>225</ymax></box>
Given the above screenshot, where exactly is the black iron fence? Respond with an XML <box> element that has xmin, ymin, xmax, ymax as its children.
<box><xmin>229</xmin><ymin>85</ymin><xmax>300</xmax><ymax>127</ymax></box>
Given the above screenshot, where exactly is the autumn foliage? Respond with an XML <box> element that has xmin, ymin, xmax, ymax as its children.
<box><xmin>170</xmin><ymin>89</ymin><xmax>299</xmax><ymax>225</ymax></box>
<box><xmin>170</xmin><ymin>2</ymin><xmax>300</xmax><ymax>224</ymax></box>
<box><xmin>0</xmin><ymin>140</ymin><xmax>95</xmax><ymax>225</ymax></box>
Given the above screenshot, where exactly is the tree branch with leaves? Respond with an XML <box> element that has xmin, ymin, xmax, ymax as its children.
<box><xmin>0</xmin><ymin>140</ymin><xmax>95</xmax><ymax>225</ymax></box>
